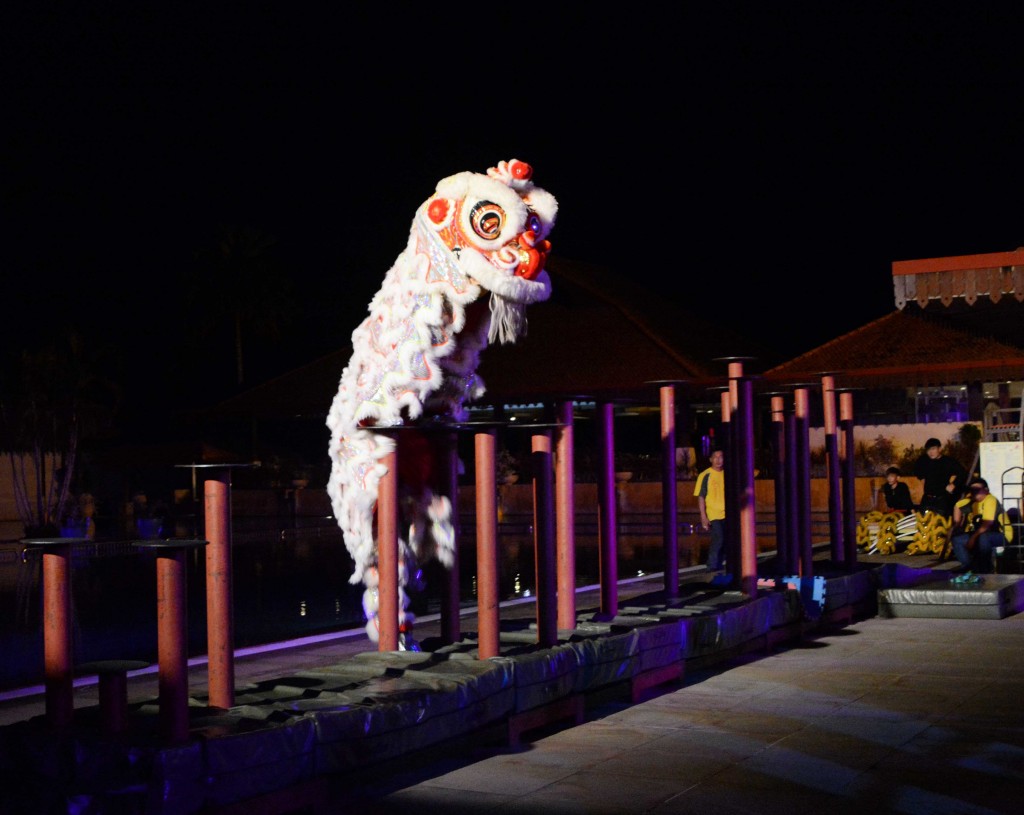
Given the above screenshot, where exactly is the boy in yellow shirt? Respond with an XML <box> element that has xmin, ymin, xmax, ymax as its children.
<box><xmin>694</xmin><ymin>449</ymin><xmax>726</xmax><ymax>571</ymax></box>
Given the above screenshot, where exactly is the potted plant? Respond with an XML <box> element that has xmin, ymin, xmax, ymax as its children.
<box><xmin>59</xmin><ymin>492</ymin><xmax>96</xmax><ymax>539</ymax></box>
<box><xmin>132</xmin><ymin>492</ymin><xmax>165</xmax><ymax>540</ymax></box>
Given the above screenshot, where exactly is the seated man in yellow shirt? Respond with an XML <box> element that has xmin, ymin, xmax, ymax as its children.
<box><xmin>950</xmin><ymin>478</ymin><xmax>1007</xmax><ymax>575</ymax></box>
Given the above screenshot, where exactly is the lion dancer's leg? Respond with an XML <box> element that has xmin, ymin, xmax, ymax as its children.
<box><xmin>398</xmin><ymin>429</ymin><xmax>457</xmax><ymax>649</ymax></box>
<box><xmin>362</xmin><ymin>429</ymin><xmax>455</xmax><ymax>649</ymax></box>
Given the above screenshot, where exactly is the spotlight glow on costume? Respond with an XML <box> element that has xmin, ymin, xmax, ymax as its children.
<box><xmin>326</xmin><ymin>159</ymin><xmax>557</xmax><ymax>645</ymax></box>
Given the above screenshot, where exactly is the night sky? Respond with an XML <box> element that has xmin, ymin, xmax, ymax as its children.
<box><xmin>5</xmin><ymin>5</ymin><xmax>1024</xmax><ymax>431</ymax></box>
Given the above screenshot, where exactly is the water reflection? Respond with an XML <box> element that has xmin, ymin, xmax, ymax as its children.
<box><xmin>1</xmin><ymin>510</ymin><xmax>818</xmax><ymax>690</ymax></box>
<box><xmin>0</xmin><ymin>532</ymin><xmax>364</xmax><ymax>690</ymax></box>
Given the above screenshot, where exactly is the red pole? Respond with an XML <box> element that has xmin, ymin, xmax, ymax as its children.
<box><xmin>720</xmin><ymin>389</ymin><xmax>737</xmax><ymax>579</ymax></box>
<box><xmin>474</xmin><ymin>430</ymin><xmax>500</xmax><ymax>658</ymax></box>
<box><xmin>555</xmin><ymin>401</ymin><xmax>576</xmax><ymax>630</ymax></box>
<box><xmin>136</xmin><ymin>539</ymin><xmax>206</xmax><ymax>744</ymax></box>
<box><xmin>597</xmin><ymin>401</ymin><xmax>618</xmax><ymax>617</ymax></box>
<box><xmin>26</xmin><ymin>539</ymin><xmax>75</xmax><ymax>729</ymax></box>
<box><xmin>377</xmin><ymin>446</ymin><xmax>400</xmax><ymax>651</ymax></box>
<box><xmin>659</xmin><ymin>385</ymin><xmax>679</xmax><ymax>599</ymax></box>
<box><xmin>157</xmin><ymin>548</ymin><xmax>188</xmax><ymax>743</ymax></box>
<box><xmin>204</xmin><ymin>470</ymin><xmax>234</xmax><ymax>708</ymax></box>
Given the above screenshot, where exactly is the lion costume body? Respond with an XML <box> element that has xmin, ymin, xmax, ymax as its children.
<box><xmin>326</xmin><ymin>159</ymin><xmax>557</xmax><ymax>643</ymax></box>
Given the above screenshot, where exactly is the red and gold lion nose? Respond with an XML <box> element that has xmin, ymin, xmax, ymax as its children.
<box><xmin>513</xmin><ymin>230</ymin><xmax>551</xmax><ymax>280</ymax></box>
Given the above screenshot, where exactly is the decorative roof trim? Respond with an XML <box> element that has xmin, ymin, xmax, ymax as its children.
<box><xmin>892</xmin><ymin>249</ymin><xmax>1024</xmax><ymax>310</ymax></box>
<box><xmin>892</xmin><ymin>249</ymin><xmax>1024</xmax><ymax>275</ymax></box>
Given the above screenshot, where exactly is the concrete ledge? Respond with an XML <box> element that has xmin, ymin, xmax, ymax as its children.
<box><xmin>879</xmin><ymin>574</ymin><xmax>1024</xmax><ymax>619</ymax></box>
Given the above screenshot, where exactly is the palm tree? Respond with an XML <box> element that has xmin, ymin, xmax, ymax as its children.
<box><xmin>186</xmin><ymin>225</ymin><xmax>297</xmax><ymax>387</ymax></box>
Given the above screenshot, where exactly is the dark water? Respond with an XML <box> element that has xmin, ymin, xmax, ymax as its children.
<box><xmin>1</xmin><ymin>510</ymin><xmax>799</xmax><ymax>690</ymax></box>
<box><xmin>1</xmin><ymin>530</ymin><xmax>368</xmax><ymax>689</ymax></box>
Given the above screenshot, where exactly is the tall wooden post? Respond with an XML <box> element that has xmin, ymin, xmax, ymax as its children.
<box><xmin>204</xmin><ymin>468</ymin><xmax>235</xmax><ymax>708</ymax></box>
<box><xmin>720</xmin><ymin>389</ymin><xmax>737</xmax><ymax>578</ymax></box>
<box><xmin>555</xmin><ymin>401</ymin><xmax>577</xmax><ymax>630</ymax></box>
<box><xmin>474</xmin><ymin>429</ymin><xmax>500</xmax><ymax>658</ymax></box>
<box><xmin>134</xmin><ymin>539</ymin><xmax>208</xmax><ymax>744</ymax></box>
<box><xmin>377</xmin><ymin>446</ymin><xmax>400</xmax><ymax>651</ymax></box>
<box><xmin>23</xmin><ymin>538</ymin><xmax>82</xmax><ymax>729</ymax></box>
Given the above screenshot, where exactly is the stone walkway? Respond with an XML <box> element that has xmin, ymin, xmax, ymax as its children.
<box><xmin>334</xmin><ymin>610</ymin><xmax>1024</xmax><ymax>814</ymax></box>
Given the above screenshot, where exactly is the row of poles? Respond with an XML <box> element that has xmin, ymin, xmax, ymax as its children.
<box><xmin>374</xmin><ymin>363</ymin><xmax>862</xmax><ymax>655</ymax></box>
<box><xmin>720</xmin><ymin>364</ymin><xmax>860</xmax><ymax>593</ymax></box>
<box><xmin>22</xmin><ymin>366</ymin><xmax>859</xmax><ymax>744</ymax></box>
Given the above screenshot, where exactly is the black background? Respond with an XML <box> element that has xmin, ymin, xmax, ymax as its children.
<box><xmin>5</xmin><ymin>4</ymin><xmax>1023</xmax><ymax>429</ymax></box>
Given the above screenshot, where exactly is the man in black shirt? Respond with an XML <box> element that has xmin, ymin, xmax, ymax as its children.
<box><xmin>912</xmin><ymin>437</ymin><xmax>967</xmax><ymax>517</ymax></box>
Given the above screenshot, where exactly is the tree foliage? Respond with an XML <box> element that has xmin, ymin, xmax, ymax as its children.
<box><xmin>0</xmin><ymin>330</ymin><xmax>119</xmax><ymax>535</ymax></box>
<box><xmin>186</xmin><ymin>225</ymin><xmax>297</xmax><ymax>386</ymax></box>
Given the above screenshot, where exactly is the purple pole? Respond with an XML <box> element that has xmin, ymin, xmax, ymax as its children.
<box><xmin>822</xmin><ymin>375</ymin><xmax>845</xmax><ymax>564</ymax></box>
<box><xmin>532</xmin><ymin>431</ymin><xmax>558</xmax><ymax>647</ymax></box>
<box><xmin>737</xmin><ymin>376</ymin><xmax>758</xmax><ymax>597</ymax></box>
<box><xmin>597</xmin><ymin>401</ymin><xmax>618</xmax><ymax>617</ymax></box>
<box><xmin>784</xmin><ymin>407</ymin><xmax>800</xmax><ymax>575</ymax></box>
<box><xmin>794</xmin><ymin>388</ymin><xmax>814</xmax><ymax>576</ymax></box>
<box><xmin>771</xmin><ymin>397</ymin><xmax>790</xmax><ymax>576</ymax></box>
<box><xmin>840</xmin><ymin>392</ymin><xmax>859</xmax><ymax>568</ymax></box>
<box><xmin>440</xmin><ymin>430</ymin><xmax>461</xmax><ymax>644</ymax></box>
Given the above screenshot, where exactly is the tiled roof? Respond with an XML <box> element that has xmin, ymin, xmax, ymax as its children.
<box><xmin>474</xmin><ymin>257</ymin><xmax>768</xmax><ymax>402</ymax></box>
<box><xmin>203</xmin><ymin>257</ymin><xmax>771</xmax><ymax>418</ymax></box>
<box><xmin>202</xmin><ymin>260</ymin><xmax>1024</xmax><ymax>422</ymax></box>
<box><xmin>765</xmin><ymin>299</ymin><xmax>1024</xmax><ymax>388</ymax></box>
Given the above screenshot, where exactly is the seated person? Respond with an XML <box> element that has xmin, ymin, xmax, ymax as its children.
<box><xmin>950</xmin><ymin>478</ymin><xmax>1008</xmax><ymax>573</ymax></box>
<box><xmin>881</xmin><ymin>466</ymin><xmax>914</xmax><ymax>515</ymax></box>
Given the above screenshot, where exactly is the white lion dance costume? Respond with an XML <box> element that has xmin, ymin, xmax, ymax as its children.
<box><xmin>326</xmin><ymin>159</ymin><xmax>557</xmax><ymax>646</ymax></box>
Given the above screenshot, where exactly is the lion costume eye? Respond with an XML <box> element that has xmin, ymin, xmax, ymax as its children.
<box><xmin>469</xmin><ymin>200</ymin><xmax>505</xmax><ymax>240</ymax></box>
